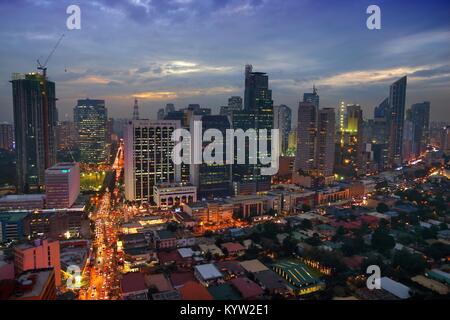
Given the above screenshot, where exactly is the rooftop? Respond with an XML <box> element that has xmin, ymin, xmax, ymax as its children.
<box><xmin>194</xmin><ymin>264</ymin><xmax>223</xmax><ymax>280</ymax></box>
<box><xmin>179</xmin><ymin>281</ymin><xmax>213</xmax><ymax>300</ymax></box>
<box><xmin>239</xmin><ymin>259</ymin><xmax>269</xmax><ymax>274</ymax></box>
<box><xmin>230</xmin><ymin>277</ymin><xmax>264</xmax><ymax>299</ymax></box>
<box><xmin>120</xmin><ymin>272</ymin><xmax>147</xmax><ymax>294</ymax></box>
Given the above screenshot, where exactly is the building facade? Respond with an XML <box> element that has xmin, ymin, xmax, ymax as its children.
<box><xmin>11</xmin><ymin>73</ymin><xmax>57</xmax><ymax>193</ymax></box>
<box><xmin>74</xmin><ymin>99</ymin><xmax>108</xmax><ymax>164</ymax></box>
<box><xmin>124</xmin><ymin>119</ymin><xmax>180</xmax><ymax>203</ymax></box>
<box><xmin>387</xmin><ymin>76</ymin><xmax>407</xmax><ymax>166</ymax></box>
<box><xmin>45</xmin><ymin>162</ymin><xmax>80</xmax><ymax>209</ymax></box>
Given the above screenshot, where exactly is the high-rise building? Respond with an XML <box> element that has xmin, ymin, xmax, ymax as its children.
<box><xmin>411</xmin><ymin>101</ymin><xmax>430</xmax><ymax>158</ymax></box>
<box><xmin>45</xmin><ymin>162</ymin><xmax>80</xmax><ymax>209</ymax></box>
<box><xmin>190</xmin><ymin>115</ymin><xmax>232</xmax><ymax>199</ymax></box>
<box><xmin>124</xmin><ymin>119</ymin><xmax>180</xmax><ymax>203</ymax></box>
<box><xmin>11</xmin><ymin>72</ymin><xmax>57</xmax><ymax>193</ymax></box>
<box><xmin>55</xmin><ymin>121</ymin><xmax>78</xmax><ymax>151</ymax></box>
<box><xmin>374</xmin><ymin>97</ymin><xmax>389</xmax><ymax>120</ymax></box>
<box><xmin>14</xmin><ymin>239</ymin><xmax>61</xmax><ymax>286</ymax></box>
<box><xmin>387</xmin><ymin>76</ymin><xmax>407</xmax><ymax>166</ymax></box>
<box><xmin>165</xmin><ymin>103</ymin><xmax>175</xmax><ymax>114</ymax></box>
<box><xmin>0</xmin><ymin>123</ymin><xmax>14</xmax><ymax>151</ymax></box>
<box><xmin>295</xmin><ymin>102</ymin><xmax>317</xmax><ymax>174</ymax></box>
<box><xmin>220</xmin><ymin>96</ymin><xmax>243</xmax><ymax>117</ymax></box>
<box><xmin>336</xmin><ymin>105</ymin><xmax>364</xmax><ymax>176</ymax></box>
<box><xmin>132</xmin><ymin>98</ymin><xmax>140</xmax><ymax>120</ymax></box>
<box><xmin>74</xmin><ymin>99</ymin><xmax>108</xmax><ymax>164</ymax></box>
<box><xmin>274</xmin><ymin>105</ymin><xmax>292</xmax><ymax>155</ymax></box>
<box><xmin>303</xmin><ymin>85</ymin><xmax>319</xmax><ymax>109</ymax></box>
<box><xmin>233</xmin><ymin>68</ymin><xmax>274</xmax><ymax>194</ymax></box>
<box><xmin>295</xmin><ymin>88</ymin><xmax>335</xmax><ymax>179</ymax></box>
<box><xmin>228</xmin><ymin>96</ymin><xmax>243</xmax><ymax>110</ymax></box>
<box><xmin>316</xmin><ymin>108</ymin><xmax>335</xmax><ymax>176</ymax></box>
<box><xmin>403</xmin><ymin>114</ymin><xmax>414</xmax><ymax>162</ymax></box>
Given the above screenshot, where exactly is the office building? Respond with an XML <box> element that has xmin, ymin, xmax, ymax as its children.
<box><xmin>56</xmin><ymin>121</ymin><xmax>78</xmax><ymax>151</ymax></box>
<box><xmin>274</xmin><ymin>105</ymin><xmax>292</xmax><ymax>155</ymax></box>
<box><xmin>295</xmin><ymin>102</ymin><xmax>317</xmax><ymax>174</ymax></box>
<box><xmin>74</xmin><ymin>99</ymin><xmax>108</xmax><ymax>164</ymax></box>
<box><xmin>45</xmin><ymin>162</ymin><xmax>80</xmax><ymax>209</ymax></box>
<box><xmin>233</xmin><ymin>67</ymin><xmax>274</xmax><ymax>194</ymax></box>
<box><xmin>387</xmin><ymin>76</ymin><xmax>407</xmax><ymax>166</ymax></box>
<box><xmin>336</xmin><ymin>105</ymin><xmax>365</xmax><ymax>176</ymax></box>
<box><xmin>411</xmin><ymin>101</ymin><xmax>430</xmax><ymax>158</ymax></box>
<box><xmin>190</xmin><ymin>115</ymin><xmax>232</xmax><ymax>199</ymax></box>
<box><xmin>124</xmin><ymin>119</ymin><xmax>180</xmax><ymax>203</ymax></box>
<box><xmin>303</xmin><ymin>85</ymin><xmax>319</xmax><ymax>109</ymax></box>
<box><xmin>11</xmin><ymin>72</ymin><xmax>57</xmax><ymax>193</ymax></box>
<box><xmin>316</xmin><ymin>108</ymin><xmax>335</xmax><ymax>176</ymax></box>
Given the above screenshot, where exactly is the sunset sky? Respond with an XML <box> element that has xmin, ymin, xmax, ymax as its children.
<box><xmin>0</xmin><ymin>0</ymin><xmax>449</xmax><ymax>123</ymax></box>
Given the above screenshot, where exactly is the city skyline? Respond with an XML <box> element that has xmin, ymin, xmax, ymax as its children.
<box><xmin>0</xmin><ymin>0</ymin><xmax>449</xmax><ymax>124</ymax></box>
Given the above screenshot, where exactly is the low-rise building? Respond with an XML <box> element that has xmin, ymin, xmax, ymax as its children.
<box><xmin>153</xmin><ymin>183</ymin><xmax>197</xmax><ymax>210</ymax></box>
<box><xmin>194</xmin><ymin>263</ymin><xmax>223</xmax><ymax>286</ymax></box>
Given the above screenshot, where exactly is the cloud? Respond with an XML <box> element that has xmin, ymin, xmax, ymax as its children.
<box><xmin>133</xmin><ymin>60</ymin><xmax>234</xmax><ymax>77</ymax></box>
<box><xmin>131</xmin><ymin>86</ymin><xmax>238</xmax><ymax>101</ymax></box>
<box><xmin>383</xmin><ymin>30</ymin><xmax>450</xmax><ymax>56</ymax></box>
<box><xmin>65</xmin><ymin>75</ymin><xmax>121</xmax><ymax>85</ymax></box>
<box><xmin>315</xmin><ymin>65</ymin><xmax>449</xmax><ymax>87</ymax></box>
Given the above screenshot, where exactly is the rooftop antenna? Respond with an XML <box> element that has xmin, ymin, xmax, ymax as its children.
<box><xmin>133</xmin><ymin>98</ymin><xmax>140</xmax><ymax>120</ymax></box>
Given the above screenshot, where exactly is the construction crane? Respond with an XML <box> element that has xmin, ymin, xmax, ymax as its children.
<box><xmin>35</xmin><ymin>33</ymin><xmax>65</xmax><ymax>168</ymax></box>
<box><xmin>37</xmin><ymin>33</ymin><xmax>65</xmax><ymax>77</ymax></box>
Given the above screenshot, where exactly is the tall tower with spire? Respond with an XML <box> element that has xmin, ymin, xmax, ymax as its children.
<box><xmin>133</xmin><ymin>98</ymin><xmax>139</xmax><ymax>120</ymax></box>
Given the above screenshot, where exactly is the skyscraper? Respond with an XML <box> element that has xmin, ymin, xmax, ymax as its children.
<box><xmin>387</xmin><ymin>76</ymin><xmax>407</xmax><ymax>166</ymax></box>
<box><xmin>273</xmin><ymin>105</ymin><xmax>292</xmax><ymax>155</ymax></box>
<box><xmin>316</xmin><ymin>108</ymin><xmax>335</xmax><ymax>176</ymax></box>
<box><xmin>56</xmin><ymin>121</ymin><xmax>78</xmax><ymax>151</ymax></box>
<box><xmin>74</xmin><ymin>99</ymin><xmax>108</xmax><ymax>164</ymax></box>
<box><xmin>190</xmin><ymin>115</ymin><xmax>232</xmax><ymax>199</ymax></box>
<box><xmin>303</xmin><ymin>85</ymin><xmax>319</xmax><ymax>109</ymax></box>
<box><xmin>124</xmin><ymin>119</ymin><xmax>180</xmax><ymax>203</ymax></box>
<box><xmin>411</xmin><ymin>101</ymin><xmax>430</xmax><ymax>158</ymax></box>
<box><xmin>295</xmin><ymin>102</ymin><xmax>317</xmax><ymax>174</ymax></box>
<box><xmin>11</xmin><ymin>72</ymin><xmax>57</xmax><ymax>193</ymax></box>
<box><xmin>336</xmin><ymin>105</ymin><xmax>364</xmax><ymax>176</ymax></box>
<box><xmin>234</xmin><ymin>67</ymin><xmax>274</xmax><ymax>193</ymax></box>
<box><xmin>0</xmin><ymin>122</ymin><xmax>14</xmax><ymax>151</ymax></box>
<box><xmin>165</xmin><ymin>103</ymin><xmax>175</xmax><ymax>114</ymax></box>
<box><xmin>295</xmin><ymin>87</ymin><xmax>335</xmax><ymax>179</ymax></box>
<box><xmin>220</xmin><ymin>96</ymin><xmax>243</xmax><ymax>117</ymax></box>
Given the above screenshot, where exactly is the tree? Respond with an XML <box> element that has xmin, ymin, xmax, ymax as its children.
<box><xmin>424</xmin><ymin>242</ymin><xmax>450</xmax><ymax>261</ymax></box>
<box><xmin>333</xmin><ymin>226</ymin><xmax>346</xmax><ymax>241</ymax></box>
<box><xmin>376</xmin><ymin>202</ymin><xmax>389</xmax><ymax>213</ymax></box>
<box><xmin>392</xmin><ymin>249</ymin><xmax>427</xmax><ymax>277</ymax></box>
<box><xmin>371</xmin><ymin>227</ymin><xmax>395</xmax><ymax>253</ymax></box>
<box><xmin>300</xmin><ymin>219</ymin><xmax>313</xmax><ymax>230</ymax></box>
<box><xmin>341</xmin><ymin>236</ymin><xmax>366</xmax><ymax>256</ymax></box>
<box><xmin>282</xmin><ymin>236</ymin><xmax>298</xmax><ymax>255</ymax></box>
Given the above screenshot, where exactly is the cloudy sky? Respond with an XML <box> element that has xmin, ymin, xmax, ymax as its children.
<box><xmin>0</xmin><ymin>0</ymin><xmax>449</xmax><ymax>123</ymax></box>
